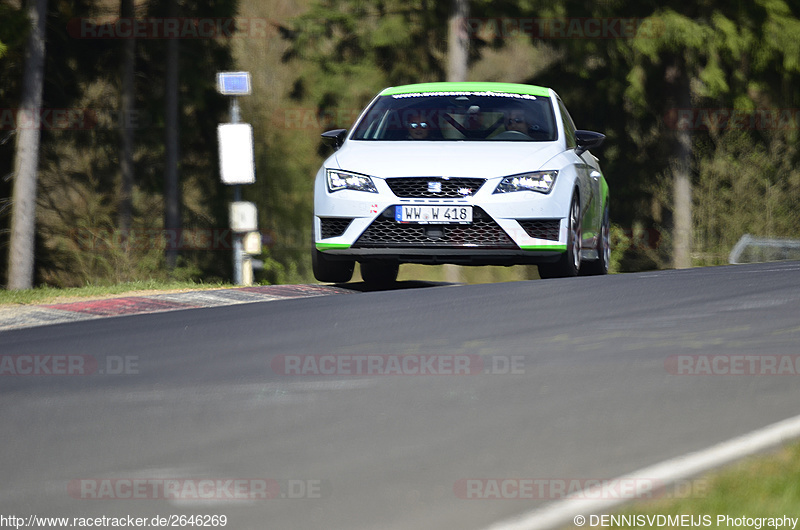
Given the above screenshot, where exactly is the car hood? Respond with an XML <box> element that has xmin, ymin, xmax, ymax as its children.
<box><xmin>330</xmin><ymin>141</ymin><xmax>566</xmax><ymax>179</ymax></box>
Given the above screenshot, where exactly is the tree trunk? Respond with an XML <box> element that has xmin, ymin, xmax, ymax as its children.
<box><xmin>444</xmin><ymin>0</ymin><xmax>469</xmax><ymax>283</ymax></box>
<box><xmin>118</xmin><ymin>0</ymin><xmax>135</xmax><ymax>237</ymax></box>
<box><xmin>447</xmin><ymin>0</ymin><xmax>469</xmax><ymax>83</ymax></box>
<box><xmin>7</xmin><ymin>0</ymin><xmax>48</xmax><ymax>290</ymax></box>
<box><xmin>670</xmin><ymin>56</ymin><xmax>692</xmax><ymax>270</ymax></box>
<box><xmin>673</xmin><ymin>135</ymin><xmax>692</xmax><ymax>269</ymax></box>
<box><xmin>164</xmin><ymin>0</ymin><xmax>180</xmax><ymax>269</ymax></box>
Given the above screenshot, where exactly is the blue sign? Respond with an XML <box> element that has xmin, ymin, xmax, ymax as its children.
<box><xmin>217</xmin><ymin>72</ymin><xmax>251</xmax><ymax>95</ymax></box>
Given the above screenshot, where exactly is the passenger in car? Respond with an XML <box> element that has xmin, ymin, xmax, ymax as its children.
<box><xmin>405</xmin><ymin>112</ymin><xmax>431</xmax><ymax>140</ymax></box>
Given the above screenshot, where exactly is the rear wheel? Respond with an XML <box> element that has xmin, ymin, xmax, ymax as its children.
<box><xmin>312</xmin><ymin>246</ymin><xmax>354</xmax><ymax>283</ymax></box>
<box><xmin>580</xmin><ymin>204</ymin><xmax>610</xmax><ymax>276</ymax></box>
<box><xmin>538</xmin><ymin>194</ymin><xmax>581</xmax><ymax>279</ymax></box>
<box><xmin>360</xmin><ymin>261</ymin><xmax>399</xmax><ymax>286</ymax></box>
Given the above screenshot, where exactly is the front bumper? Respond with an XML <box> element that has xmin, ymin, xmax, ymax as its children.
<box><xmin>314</xmin><ymin>184</ymin><xmax>570</xmax><ymax>265</ymax></box>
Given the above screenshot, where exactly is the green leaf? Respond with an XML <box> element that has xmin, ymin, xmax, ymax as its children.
<box><xmin>370</xmin><ymin>14</ymin><xmax>412</xmax><ymax>47</ymax></box>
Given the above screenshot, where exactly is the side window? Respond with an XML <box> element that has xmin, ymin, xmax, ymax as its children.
<box><xmin>557</xmin><ymin>99</ymin><xmax>577</xmax><ymax>149</ymax></box>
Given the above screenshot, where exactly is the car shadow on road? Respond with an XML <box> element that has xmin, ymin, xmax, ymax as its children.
<box><xmin>333</xmin><ymin>281</ymin><xmax>458</xmax><ymax>293</ymax></box>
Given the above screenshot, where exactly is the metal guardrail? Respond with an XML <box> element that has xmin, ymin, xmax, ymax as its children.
<box><xmin>729</xmin><ymin>234</ymin><xmax>800</xmax><ymax>264</ymax></box>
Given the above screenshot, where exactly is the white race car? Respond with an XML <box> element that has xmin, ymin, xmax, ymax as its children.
<box><xmin>312</xmin><ymin>81</ymin><xmax>609</xmax><ymax>284</ymax></box>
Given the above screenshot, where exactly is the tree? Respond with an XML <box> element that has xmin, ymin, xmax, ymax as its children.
<box><xmin>624</xmin><ymin>4</ymin><xmax>800</xmax><ymax>267</ymax></box>
<box><xmin>7</xmin><ymin>0</ymin><xmax>48</xmax><ymax>290</ymax></box>
<box><xmin>118</xmin><ymin>0</ymin><xmax>136</xmax><ymax>236</ymax></box>
<box><xmin>2</xmin><ymin>0</ymin><xmax>237</xmax><ymax>287</ymax></box>
<box><xmin>516</xmin><ymin>0</ymin><xmax>800</xmax><ymax>269</ymax></box>
<box><xmin>163</xmin><ymin>0</ymin><xmax>180</xmax><ymax>270</ymax></box>
<box><xmin>623</xmin><ymin>10</ymin><xmax>708</xmax><ymax>269</ymax></box>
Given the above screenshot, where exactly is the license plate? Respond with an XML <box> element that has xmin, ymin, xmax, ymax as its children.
<box><xmin>395</xmin><ymin>205</ymin><xmax>473</xmax><ymax>224</ymax></box>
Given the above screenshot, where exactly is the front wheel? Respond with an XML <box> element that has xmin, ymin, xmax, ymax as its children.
<box><xmin>312</xmin><ymin>246</ymin><xmax>354</xmax><ymax>283</ymax></box>
<box><xmin>538</xmin><ymin>194</ymin><xmax>581</xmax><ymax>279</ymax></box>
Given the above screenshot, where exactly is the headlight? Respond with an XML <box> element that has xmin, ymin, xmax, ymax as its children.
<box><xmin>494</xmin><ymin>170</ymin><xmax>558</xmax><ymax>194</ymax></box>
<box><xmin>326</xmin><ymin>169</ymin><xmax>378</xmax><ymax>193</ymax></box>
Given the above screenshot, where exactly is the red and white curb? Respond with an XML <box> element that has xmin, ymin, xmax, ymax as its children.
<box><xmin>0</xmin><ymin>285</ymin><xmax>353</xmax><ymax>332</ymax></box>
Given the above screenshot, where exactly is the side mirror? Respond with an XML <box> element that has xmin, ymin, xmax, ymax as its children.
<box><xmin>321</xmin><ymin>129</ymin><xmax>348</xmax><ymax>150</ymax></box>
<box><xmin>575</xmin><ymin>130</ymin><xmax>605</xmax><ymax>156</ymax></box>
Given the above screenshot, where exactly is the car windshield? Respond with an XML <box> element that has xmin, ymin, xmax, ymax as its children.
<box><xmin>350</xmin><ymin>93</ymin><xmax>557</xmax><ymax>142</ymax></box>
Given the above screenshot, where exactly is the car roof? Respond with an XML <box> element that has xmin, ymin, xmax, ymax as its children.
<box><xmin>379</xmin><ymin>82</ymin><xmax>552</xmax><ymax>98</ymax></box>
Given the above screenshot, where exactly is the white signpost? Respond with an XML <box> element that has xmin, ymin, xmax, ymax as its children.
<box><xmin>218</xmin><ymin>124</ymin><xmax>255</xmax><ymax>185</ymax></box>
<box><xmin>229</xmin><ymin>201</ymin><xmax>258</xmax><ymax>232</ymax></box>
<box><xmin>217</xmin><ymin>71</ymin><xmax>258</xmax><ymax>285</ymax></box>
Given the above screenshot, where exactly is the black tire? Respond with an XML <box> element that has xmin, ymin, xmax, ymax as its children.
<box><xmin>580</xmin><ymin>204</ymin><xmax>610</xmax><ymax>276</ymax></box>
<box><xmin>360</xmin><ymin>261</ymin><xmax>399</xmax><ymax>286</ymax></box>
<box><xmin>538</xmin><ymin>193</ymin><xmax>581</xmax><ymax>279</ymax></box>
<box><xmin>312</xmin><ymin>247</ymin><xmax>354</xmax><ymax>283</ymax></box>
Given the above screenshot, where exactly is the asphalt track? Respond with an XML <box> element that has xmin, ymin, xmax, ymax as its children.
<box><xmin>2</xmin><ymin>261</ymin><xmax>800</xmax><ymax>529</ymax></box>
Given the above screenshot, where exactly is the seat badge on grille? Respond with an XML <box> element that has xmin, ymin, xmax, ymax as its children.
<box><xmin>427</xmin><ymin>181</ymin><xmax>442</xmax><ymax>193</ymax></box>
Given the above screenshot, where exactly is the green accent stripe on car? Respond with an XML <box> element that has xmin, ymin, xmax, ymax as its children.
<box><xmin>520</xmin><ymin>244</ymin><xmax>567</xmax><ymax>252</ymax></box>
<box><xmin>380</xmin><ymin>82</ymin><xmax>551</xmax><ymax>98</ymax></box>
<box><xmin>315</xmin><ymin>243</ymin><xmax>351</xmax><ymax>251</ymax></box>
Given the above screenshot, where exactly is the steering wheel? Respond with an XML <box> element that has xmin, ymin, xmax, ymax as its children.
<box><xmin>492</xmin><ymin>130</ymin><xmax>530</xmax><ymax>140</ymax></box>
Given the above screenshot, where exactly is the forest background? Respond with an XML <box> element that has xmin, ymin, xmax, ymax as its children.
<box><xmin>1</xmin><ymin>0</ymin><xmax>799</xmax><ymax>288</ymax></box>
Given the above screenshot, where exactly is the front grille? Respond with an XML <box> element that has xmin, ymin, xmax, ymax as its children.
<box><xmin>354</xmin><ymin>207</ymin><xmax>516</xmax><ymax>248</ymax></box>
<box><xmin>385</xmin><ymin>177</ymin><xmax>486</xmax><ymax>198</ymax></box>
<box><xmin>518</xmin><ymin>219</ymin><xmax>560</xmax><ymax>241</ymax></box>
<box><xmin>320</xmin><ymin>218</ymin><xmax>353</xmax><ymax>239</ymax></box>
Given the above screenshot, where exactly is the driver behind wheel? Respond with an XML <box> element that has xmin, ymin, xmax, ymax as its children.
<box><xmin>504</xmin><ymin>104</ymin><xmax>549</xmax><ymax>140</ymax></box>
<box><xmin>505</xmin><ymin>108</ymin><xmax>532</xmax><ymax>135</ymax></box>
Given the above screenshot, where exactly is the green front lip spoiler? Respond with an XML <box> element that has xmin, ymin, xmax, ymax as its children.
<box><xmin>316</xmin><ymin>243</ymin><xmax>566</xmax><ymax>252</ymax></box>
<box><xmin>316</xmin><ymin>243</ymin><xmax>351</xmax><ymax>251</ymax></box>
<box><xmin>520</xmin><ymin>245</ymin><xmax>567</xmax><ymax>252</ymax></box>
